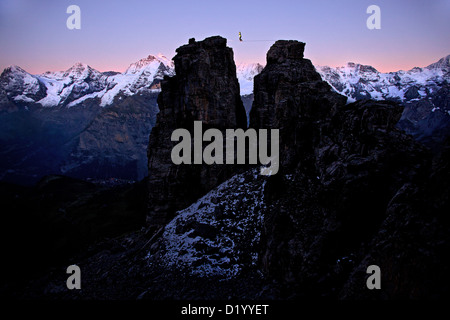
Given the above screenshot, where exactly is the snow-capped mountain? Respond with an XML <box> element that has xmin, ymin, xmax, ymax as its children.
<box><xmin>1</xmin><ymin>57</ymin><xmax>266</xmax><ymax>109</ymax></box>
<box><xmin>0</xmin><ymin>54</ymin><xmax>175</xmax><ymax>108</ymax></box>
<box><xmin>0</xmin><ymin>56</ymin><xmax>265</xmax><ymax>185</ymax></box>
<box><xmin>1</xmin><ymin>54</ymin><xmax>449</xmax><ymax>186</ymax></box>
<box><xmin>315</xmin><ymin>56</ymin><xmax>450</xmax><ymax>149</ymax></box>
<box><xmin>236</xmin><ymin>62</ymin><xmax>264</xmax><ymax>95</ymax></box>
<box><xmin>0</xmin><ymin>65</ymin><xmax>47</xmax><ymax>104</ymax></box>
<box><xmin>2</xmin><ymin>54</ymin><xmax>449</xmax><ymax>110</ymax></box>
<box><xmin>315</xmin><ymin>55</ymin><xmax>450</xmax><ymax>104</ymax></box>
<box><xmin>101</xmin><ymin>53</ymin><xmax>174</xmax><ymax>106</ymax></box>
<box><xmin>37</xmin><ymin>62</ymin><xmax>108</xmax><ymax>107</ymax></box>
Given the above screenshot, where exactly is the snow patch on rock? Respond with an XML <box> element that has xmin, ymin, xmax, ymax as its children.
<box><xmin>156</xmin><ymin>168</ymin><xmax>267</xmax><ymax>279</ymax></box>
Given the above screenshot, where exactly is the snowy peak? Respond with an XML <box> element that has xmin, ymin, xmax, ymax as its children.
<box><xmin>40</xmin><ymin>62</ymin><xmax>102</xmax><ymax>82</ymax></box>
<box><xmin>125</xmin><ymin>54</ymin><xmax>174</xmax><ymax>75</ymax></box>
<box><xmin>316</xmin><ymin>62</ymin><xmax>379</xmax><ymax>80</ymax></box>
<box><xmin>62</xmin><ymin>62</ymin><xmax>103</xmax><ymax>81</ymax></box>
<box><xmin>316</xmin><ymin>54</ymin><xmax>450</xmax><ymax>103</ymax></box>
<box><xmin>236</xmin><ymin>62</ymin><xmax>264</xmax><ymax>95</ymax></box>
<box><xmin>63</xmin><ymin>62</ymin><xmax>89</xmax><ymax>76</ymax></box>
<box><xmin>0</xmin><ymin>54</ymin><xmax>177</xmax><ymax>108</ymax></box>
<box><xmin>4</xmin><ymin>53</ymin><xmax>448</xmax><ymax>109</ymax></box>
<box><xmin>97</xmin><ymin>54</ymin><xmax>175</xmax><ymax>107</ymax></box>
<box><xmin>0</xmin><ymin>64</ymin><xmax>44</xmax><ymax>102</ymax></box>
<box><xmin>426</xmin><ymin>54</ymin><xmax>450</xmax><ymax>71</ymax></box>
<box><xmin>2</xmin><ymin>65</ymin><xmax>28</xmax><ymax>75</ymax></box>
<box><xmin>343</xmin><ymin>62</ymin><xmax>378</xmax><ymax>74</ymax></box>
<box><xmin>236</xmin><ymin>62</ymin><xmax>264</xmax><ymax>80</ymax></box>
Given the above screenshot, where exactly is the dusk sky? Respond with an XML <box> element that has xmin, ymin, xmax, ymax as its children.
<box><xmin>0</xmin><ymin>0</ymin><xmax>449</xmax><ymax>74</ymax></box>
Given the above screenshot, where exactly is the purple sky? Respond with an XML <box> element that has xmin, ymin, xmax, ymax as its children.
<box><xmin>0</xmin><ymin>0</ymin><xmax>449</xmax><ymax>74</ymax></box>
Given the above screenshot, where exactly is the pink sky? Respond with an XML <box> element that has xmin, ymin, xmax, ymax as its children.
<box><xmin>0</xmin><ymin>0</ymin><xmax>449</xmax><ymax>75</ymax></box>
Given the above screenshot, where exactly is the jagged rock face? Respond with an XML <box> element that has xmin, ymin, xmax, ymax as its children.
<box><xmin>170</xmin><ymin>36</ymin><xmax>247</xmax><ymax>128</ymax></box>
<box><xmin>339</xmin><ymin>138</ymin><xmax>450</xmax><ymax>299</ymax></box>
<box><xmin>316</xmin><ymin>58</ymin><xmax>450</xmax><ymax>149</ymax></box>
<box><xmin>266</xmin><ymin>40</ymin><xmax>305</xmax><ymax>63</ymax></box>
<box><xmin>61</xmin><ymin>92</ymin><xmax>160</xmax><ymax>181</ymax></box>
<box><xmin>0</xmin><ymin>66</ymin><xmax>47</xmax><ymax>103</ymax></box>
<box><xmin>0</xmin><ymin>93</ymin><xmax>159</xmax><ymax>185</ymax></box>
<box><xmin>250</xmin><ymin>40</ymin><xmax>347</xmax><ymax>170</ymax></box>
<box><xmin>398</xmin><ymin>83</ymin><xmax>450</xmax><ymax>149</ymax></box>
<box><xmin>251</xmin><ymin>40</ymin><xmax>436</xmax><ymax>297</ymax></box>
<box><xmin>147</xmin><ymin>36</ymin><xmax>247</xmax><ymax>225</ymax></box>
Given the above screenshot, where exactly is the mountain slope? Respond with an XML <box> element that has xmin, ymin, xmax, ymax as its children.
<box><xmin>236</xmin><ymin>62</ymin><xmax>264</xmax><ymax>95</ymax></box>
<box><xmin>0</xmin><ymin>55</ymin><xmax>174</xmax><ymax>184</ymax></box>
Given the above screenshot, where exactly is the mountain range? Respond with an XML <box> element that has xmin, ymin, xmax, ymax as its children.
<box><xmin>316</xmin><ymin>55</ymin><xmax>450</xmax><ymax>103</ymax></box>
<box><xmin>0</xmin><ymin>53</ymin><xmax>449</xmax><ymax>184</ymax></box>
<box><xmin>0</xmin><ymin>54</ymin><xmax>174</xmax><ymax>108</ymax></box>
<box><xmin>2</xmin><ymin>54</ymin><xmax>448</xmax><ymax>108</ymax></box>
<box><xmin>0</xmin><ymin>55</ymin><xmax>176</xmax><ymax>185</ymax></box>
<box><xmin>9</xmin><ymin>37</ymin><xmax>449</xmax><ymax>301</ymax></box>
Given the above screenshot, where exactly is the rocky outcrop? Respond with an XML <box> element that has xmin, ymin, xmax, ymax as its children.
<box><xmin>250</xmin><ymin>40</ymin><xmax>347</xmax><ymax>170</ymax></box>
<box><xmin>251</xmin><ymin>40</ymin><xmax>440</xmax><ymax>298</ymax></box>
<box><xmin>147</xmin><ymin>36</ymin><xmax>247</xmax><ymax>226</ymax></box>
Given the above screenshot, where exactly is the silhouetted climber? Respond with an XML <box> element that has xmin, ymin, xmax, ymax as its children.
<box><xmin>239</xmin><ymin>32</ymin><xmax>242</xmax><ymax>42</ymax></box>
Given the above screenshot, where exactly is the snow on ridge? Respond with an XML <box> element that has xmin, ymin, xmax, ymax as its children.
<box><xmin>125</xmin><ymin>54</ymin><xmax>174</xmax><ymax>75</ymax></box>
<box><xmin>155</xmin><ymin>168</ymin><xmax>268</xmax><ymax>279</ymax></box>
<box><xmin>426</xmin><ymin>54</ymin><xmax>450</xmax><ymax>70</ymax></box>
<box><xmin>2</xmin><ymin>58</ymin><xmax>264</xmax><ymax>106</ymax></box>
<box><xmin>3</xmin><ymin>54</ymin><xmax>449</xmax><ymax>108</ymax></box>
<box><xmin>315</xmin><ymin>56</ymin><xmax>449</xmax><ymax>103</ymax></box>
<box><xmin>236</xmin><ymin>62</ymin><xmax>264</xmax><ymax>95</ymax></box>
<box><xmin>1</xmin><ymin>56</ymin><xmax>175</xmax><ymax>108</ymax></box>
<box><xmin>1</xmin><ymin>65</ymin><xmax>41</xmax><ymax>96</ymax></box>
<box><xmin>14</xmin><ymin>95</ymin><xmax>35</xmax><ymax>103</ymax></box>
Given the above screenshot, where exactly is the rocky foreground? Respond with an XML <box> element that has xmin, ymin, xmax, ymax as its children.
<box><xmin>4</xmin><ymin>36</ymin><xmax>449</xmax><ymax>300</ymax></box>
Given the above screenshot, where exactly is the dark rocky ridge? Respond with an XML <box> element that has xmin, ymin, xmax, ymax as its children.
<box><xmin>398</xmin><ymin>82</ymin><xmax>450</xmax><ymax>151</ymax></box>
<box><xmin>147</xmin><ymin>36</ymin><xmax>247</xmax><ymax>226</ymax></box>
<box><xmin>251</xmin><ymin>40</ymin><xmax>447</xmax><ymax>298</ymax></box>
<box><xmin>250</xmin><ymin>40</ymin><xmax>347</xmax><ymax>170</ymax></box>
